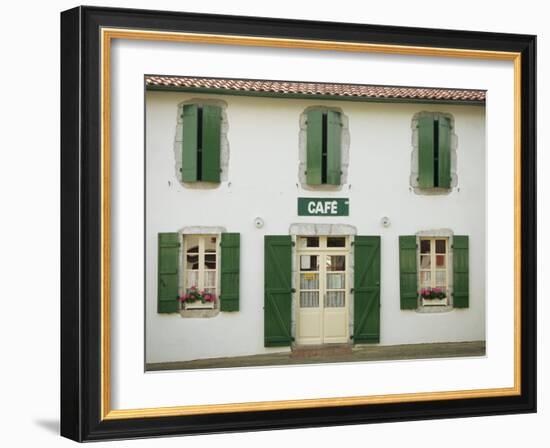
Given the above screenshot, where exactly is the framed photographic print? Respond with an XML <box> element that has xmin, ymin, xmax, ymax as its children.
<box><xmin>60</xmin><ymin>5</ymin><xmax>536</xmax><ymax>442</ymax></box>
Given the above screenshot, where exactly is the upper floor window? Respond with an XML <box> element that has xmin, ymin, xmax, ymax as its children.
<box><xmin>415</xmin><ymin>112</ymin><xmax>454</xmax><ymax>190</ymax></box>
<box><xmin>305</xmin><ymin>109</ymin><xmax>342</xmax><ymax>186</ymax></box>
<box><xmin>181</xmin><ymin>104</ymin><xmax>222</xmax><ymax>183</ymax></box>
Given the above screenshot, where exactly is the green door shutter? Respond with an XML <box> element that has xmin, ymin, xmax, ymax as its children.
<box><xmin>453</xmin><ymin>235</ymin><xmax>469</xmax><ymax>308</ymax></box>
<box><xmin>353</xmin><ymin>236</ymin><xmax>381</xmax><ymax>343</ymax></box>
<box><xmin>326</xmin><ymin>110</ymin><xmax>342</xmax><ymax>185</ymax></box>
<box><xmin>158</xmin><ymin>233</ymin><xmax>180</xmax><ymax>313</ymax></box>
<box><xmin>220</xmin><ymin>233</ymin><xmax>239</xmax><ymax>311</ymax></box>
<box><xmin>201</xmin><ymin>105</ymin><xmax>222</xmax><ymax>183</ymax></box>
<box><xmin>181</xmin><ymin>104</ymin><xmax>198</xmax><ymax>182</ymax></box>
<box><xmin>264</xmin><ymin>236</ymin><xmax>292</xmax><ymax>347</ymax></box>
<box><xmin>418</xmin><ymin>116</ymin><xmax>434</xmax><ymax>188</ymax></box>
<box><xmin>306</xmin><ymin>110</ymin><xmax>323</xmax><ymax>185</ymax></box>
<box><xmin>399</xmin><ymin>236</ymin><xmax>418</xmax><ymax>310</ymax></box>
<box><xmin>438</xmin><ymin>116</ymin><xmax>452</xmax><ymax>188</ymax></box>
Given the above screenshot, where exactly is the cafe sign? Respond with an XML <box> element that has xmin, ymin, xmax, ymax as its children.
<box><xmin>297</xmin><ymin>197</ymin><xmax>349</xmax><ymax>216</ymax></box>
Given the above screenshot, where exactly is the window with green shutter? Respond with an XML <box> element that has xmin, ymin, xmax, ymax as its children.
<box><xmin>416</xmin><ymin>113</ymin><xmax>452</xmax><ymax>190</ymax></box>
<box><xmin>181</xmin><ymin>104</ymin><xmax>222</xmax><ymax>183</ymax></box>
<box><xmin>306</xmin><ymin>108</ymin><xmax>342</xmax><ymax>186</ymax></box>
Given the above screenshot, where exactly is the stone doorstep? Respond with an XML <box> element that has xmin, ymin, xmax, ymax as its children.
<box><xmin>290</xmin><ymin>343</ymin><xmax>353</xmax><ymax>359</ymax></box>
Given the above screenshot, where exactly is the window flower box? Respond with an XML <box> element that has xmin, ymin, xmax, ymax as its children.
<box><xmin>419</xmin><ymin>287</ymin><xmax>447</xmax><ymax>307</ymax></box>
<box><xmin>178</xmin><ymin>287</ymin><xmax>216</xmax><ymax>310</ymax></box>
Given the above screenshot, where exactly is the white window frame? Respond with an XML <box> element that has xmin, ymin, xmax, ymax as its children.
<box><xmin>182</xmin><ymin>234</ymin><xmax>219</xmax><ymax>310</ymax></box>
<box><xmin>418</xmin><ymin>237</ymin><xmax>450</xmax><ymax>307</ymax></box>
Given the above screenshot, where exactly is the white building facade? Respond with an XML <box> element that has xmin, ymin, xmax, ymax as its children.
<box><xmin>145</xmin><ymin>76</ymin><xmax>486</xmax><ymax>365</ymax></box>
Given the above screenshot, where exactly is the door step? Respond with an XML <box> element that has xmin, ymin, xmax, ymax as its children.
<box><xmin>291</xmin><ymin>344</ymin><xmax>352</xmax><ymax>359</ymax></box>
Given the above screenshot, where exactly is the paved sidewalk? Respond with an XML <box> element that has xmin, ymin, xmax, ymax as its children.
<box><xmin>146</xmin><ymin>340</ymin><xmax>485</xmax><ymax>371</ymax></box>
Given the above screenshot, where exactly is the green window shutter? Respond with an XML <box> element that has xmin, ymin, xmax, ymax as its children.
<box><xmin>306</xmin><ymin>110</ymin><xmax>323</xmax><ymax>185</ymax></box>
<box><xmin>181</xmin><ymin>104</ymin><xmax>198</xmax><ymax>182</ymax></box>
<box><xmin>399</xmin><ymin>236</ymin><xmax>418</xmax><ymax>310</ymax></box>
<box><xmin>158</xmin><ymin>233</ymin><xmax>180</xmax><ymax>313</ymax></box>
<box><xmin>418</xmin><ymin>116</ymin><xmax>434</xmax><ymax>188</ymax></box>
<box><xmin>453</xmin><ymin>235</ymin><xmax>469</xmax><ymax>308</ymax></box>
<box><xmin>326</xmin><ymin>110</ymin><xmax>342</xmax><ymax>185</ymax></box>
<box><xmin>438</xmin><ymin>116</ymin><xmax>452</xmax><ymax>188</ymax></box>
<box><xmin>264</xmin><ymin>235</ymin><xmax>292</xmax><ymax>347</ymax></box>
<box><xmin>353</xmin><ymin>236</ymin><xmax>381</xmax><ymax>343</ymax></box>
<box><xmin>220</xmin><ymin>233</ymin><xmax>240</xmax><ymax>311</ymax></box>
<box><xmin>201</xmin><ymin>105</ymin><xmax>222</xmax><ymax>183</ymax></box>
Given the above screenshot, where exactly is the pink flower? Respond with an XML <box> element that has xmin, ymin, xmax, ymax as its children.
<box><xmin>190</xmin><ymin>286</ymin><xmax>197</xmax><ymax>290</ymax></box>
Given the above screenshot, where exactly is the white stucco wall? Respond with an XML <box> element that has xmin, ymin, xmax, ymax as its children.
<box><xmin>145</xmin><ymin>90</ymin><xmax>486</xmax><ymax>364</ymax></box>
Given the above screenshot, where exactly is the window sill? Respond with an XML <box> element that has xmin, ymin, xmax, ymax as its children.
<box><xmin>416</xmin><ymin>304</ymin><xmax>454</xmax><ymax>314</ymax></box>
<box><xmin>183</xmin><ymin>301</ymin><xmax>215</xmax><ymax>310</ymax></box>
<box><xmin>421</xmin><ymin>298</ymin><xmax>448</xmax><ymax>306</ymax></box>
<box><xmin>180</xmin><ymin>303</ymin><xmax>219</xmax><ymax>318</ymax></box>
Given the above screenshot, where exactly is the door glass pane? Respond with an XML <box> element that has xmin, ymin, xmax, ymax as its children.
<box><xmin>326</xmin><ymin>255</ymin><xmax>345</xmax><ymax>271</ymax></box>
<box><xmin>326</xmin><ymin>272</ymin><xmax>345</xmax><ymax>289</ymax></box>
<box><xmin>300</xmin><ymin>291</ymin><xmax>319</xmax><ymax>308</ymax></box>
<box><xmin>420</xmin><ymin>255</ymin><xmax>431</xmax><ymax>269</ymax></box>
<box><xmin>204</xmin><ymin>236</ymin><xmax>217</xmax><ymax>253</ymax></box>
<box><xmin>420</xmin><ymin>239</ymin><xmax>431</xmax><ymax>254</ymax></box>
<box><xmin>300</xmin><ymin>272</ymin><xmax>319</xmax><ymax>289</ymax></box>
<box><xmin>435</xmin><ymin>239</ymin><xmax>446</xmax><ymax>254</ymax></box>
<box><xmin>300</xmin><ymin>255</ymin><xmax>318</xmax><ymax>271</ymax></box>
<box><xmin>327</xmin><ymin>237</ymin><xmax>346</xmax><ymax>248</ymax></box>
<box><xmin>325</xmin><ymin>291</ymin><xmax>345</xmax><ymax>307</ymax></box>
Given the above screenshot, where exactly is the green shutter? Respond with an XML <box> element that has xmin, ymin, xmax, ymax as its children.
<box><xmin>158</xmin><ymin>233</ymin><xmax>180</xmax><ymax>313</ymax></box>
<box><xmin>264</xmin><ymin>236</ymin><xmax>292</xmax><ymax>347</ymax></box>
<box><xmin>326</xmin><ymin>110</ymin><xmax>342</xmax><ymax>185</ymax></box>
<box><xmin>438</xmin><ymin>116</ymin><xmax>452</xmax><ymax>188</ymax></box>
<box><xmin>418</xmin><ymin>116</ymin><xmax>434</xmax><ymax>188</ymax></box>
<box><xmin>399</xmin><ymin>236</ymin><xmax>418</xmax><ymax>310</ymax></box>
<box><xmin>220</xmin><ymin>233</ymin><xmax>240</xmax><ymax>311</ymax></box>
<box><xmin>201</xmin><ymin>105</ymin><xmax>222</xmax><ymax>183</ymax></box>
<box><xmin>353</xmin><ymin>236</ymin><xmax>381</xmax><ymax>343</ymax></box>
<box><xmin>453</xmin><ymin>235</ymin><xmax>469</xmax><ymax>308</ymax></box>
<box><xmin>181</xmin><ymin>104</ymin><xmax>198</xmax><ymax>182</ymax></box>
<box><xmin>306</xmin><ymin>110</ymin><xmax>323</xmax><ymax>185</ymax></box>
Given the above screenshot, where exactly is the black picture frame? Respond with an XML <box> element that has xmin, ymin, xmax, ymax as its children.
<box><xmin>61</xmin><ymin>5</ymin><xmax>536</xmax><ymax>442</ymax></box>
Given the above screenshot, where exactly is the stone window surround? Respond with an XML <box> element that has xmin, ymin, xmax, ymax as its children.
<box><xmin>289</xmin><ymin>224</ymin><xmax>357</xmax><ymax>345</ymax></box>
<box><xmin>415</xmin><ymin>228</ymin><xmax>456</xmax><ymax>314</ymax></box>
<box><xmin>410</xmin><ymin>111</ymin><xmax>458</xmax><ymax>195</ymax></box>
<box><xmin>298</xmin><ymin>106</ymin><xmax>351</xmax><ymax>191</ymax></box>
<box><xmin>174</xmin><ymin>99</ymin><xmax>230</xmax><ymax>189</ymax></box>
<box><xmin>178</xmin><ymin>226</ymin><xmax>226</xmax><ymax>318</ymax></box>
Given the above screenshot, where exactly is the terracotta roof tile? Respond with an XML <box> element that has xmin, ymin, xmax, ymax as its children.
<box><xmin>145</xmin><ymin>75</ymin><xmax>485</xmax><ymax>103</ymax></box>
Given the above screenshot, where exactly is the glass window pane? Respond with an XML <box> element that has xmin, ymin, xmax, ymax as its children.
<box><xmin>327</xmin><ymin>237</ymin><xmax>346</xmax><ymax>247</ymax></box>
<box><xmin>300</xmin><ymin>273</ymin><xmax>319</xmax><ymax>290</ymax></box>
<box><xmin>420</xmin><ymin>239</ymin><xmax>431</xmax><ymax>254</ymax></box>
<box><xmin>204</xmin><ymin>253</ymin><xmax>216</xmax><ymax>269</ymax></box>
<box><xmin>327</xmin><ymin>255</ymin><xmax>345</xmax><ymax>271</ymax></box>
<box><xmin>435</xmin><ymin>239</ymin><xmax>446</xmax><ymax>254</ymax></box>
<box><xmin>299</xmin><ymin>236</ymin><xmax>319</xmax><ymax>248</ymax></box>
<box><xmin>300</xmin><ymin>255</ymin><xmax>318</xmax><ymax>271</ymax></box>
<box><xmin>436</xmin><ymin>270</ymin><xmax>447</xmax><ymax>286</ymax></box>
<box><xmin>300</xmin><ymin>291</ymin><xmax>319</xmax><ymax>308</ymax></box>
<box><xmin>186</xmin><ymin>270</ymin><xmax>199</xmax><ymax>288</ymax></box>
<box><xmin>436</xmin><ymin>254</ymin><xmax>446</xmax><ymax>267</ymax></box>
<box><xmin>420</xmin><ymin>271</ymin><xmax>431</xmax><ymax>286</ymax></box>
<box><xmin>205</xmin><ymin>236</ymin><xmax>217</xmax><ymax>253</ymax></box>
<box><xmin>186</xmin><ymin>235</ymin><xmax>199</xmax><ymax>253</ymax></box>
<box><xmin>325</xmin><ymin>291</ymin><xmax>345</xmax><ymax>307</ymax></box>
<box><xmin>326</xmin><ymin>273</ymin><xmax>345</xmax><ymax>289</ymax></box>
<box><xmin>420</xmin><ymin>255</ymin><xmax>431</xmax><ymax>269</ymax></box>
<box><xmin>204</xmin><ymin>271</ymin><xmax>216</xmax><ymax>287</ymax></box>
<box><xmin>186</xmin><ymin>253</ymin><xmax>199</xmax><ymax>270</ymax></box>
